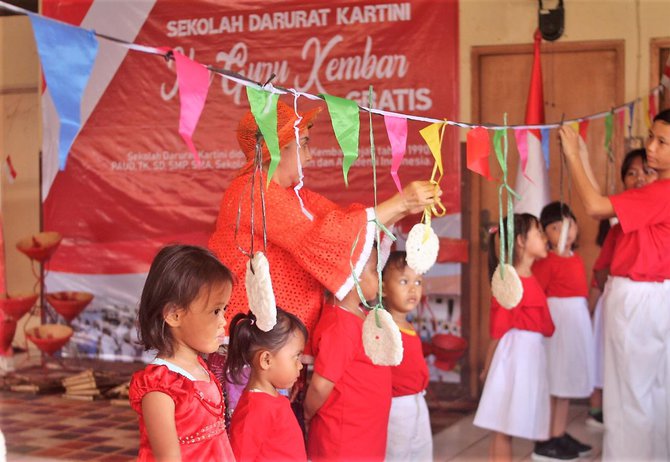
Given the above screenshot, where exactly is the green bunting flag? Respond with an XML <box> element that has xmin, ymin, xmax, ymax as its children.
<box><xmin>322</xmin><ymin>94</ymin><xmax>360</xmax><ymax>186</ymax></box>
<box><xmin>246</xmin><ymin>87</ymin><xmax>280</xmax><ymax>185</ymax></box>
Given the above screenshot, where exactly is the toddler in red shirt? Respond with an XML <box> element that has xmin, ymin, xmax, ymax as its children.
<box><xmin>381</xmin><ymin>251</ymin><xmax>432</xmax><ymax>462</ymax></box>
<box><xmin>474</xmin><ymin>214</ymin><xmax>555</xmax><ymax>461</ymax></box>
<box><xmin>305</xmin><ymin>247</ymin><xmax>392</xmax><ymax>462</ymax></box>
<box><xmin>226</xmin><ymin>308</ymin><xmax>308</xmax><ymax>462</ymax></box>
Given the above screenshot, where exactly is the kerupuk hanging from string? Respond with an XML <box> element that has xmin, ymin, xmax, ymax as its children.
<box><xmin>235</xmin><ymin>98</ymin><xmax>278</xmax><ymax>332</ymax></box>
<box><xmin>359</xmin><ymin>86</ymin><xmax>403</xmax><ymax>366</ymax></box>
<box><xmin>404</xmin><ymin>121</ymin><xmax>448</xmax><ymax>275</ymax></box>
<box><xmin>490</xmin><ymin>115</ymin><xmax>524</xmax><ymax>309</ymax></box>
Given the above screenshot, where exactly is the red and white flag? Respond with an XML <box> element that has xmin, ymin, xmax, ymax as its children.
<box><xmin>514</xmin><ymin>30</ymin><xmax>550</xmax><ymax>218</ymax></box>
<box><xmin>661</xmin><ymin>53</ymin><xmax>670</xmax><ymax>90</ymax></box>
<box><xmin>4</xmin><ymin>156</ymin><xmax>16</xmax><ymax>185</ymax></box>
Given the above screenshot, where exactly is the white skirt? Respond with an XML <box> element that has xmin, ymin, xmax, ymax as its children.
<box><xmin>592</xmin><ymin>295</ymin><xmax>605</xmax><ymax>389</ymax></box>
<box><xmin>474</xmin><ymin>329</ymin><xmax>550</xmax><ymax>440</ymax></box>
<box><xmin>546</xmin><ymin>297</ymin><xmax>595</xmax><ymax>398</ymax></box>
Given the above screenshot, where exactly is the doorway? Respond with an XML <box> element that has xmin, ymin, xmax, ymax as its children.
<box><xmin>467</xmin><ymin>40</ymin><xmax>625</xmax><ymax>397</ymax></box>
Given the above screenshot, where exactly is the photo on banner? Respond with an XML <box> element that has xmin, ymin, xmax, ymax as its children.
<box><xmin>41</xmin><ymin>0</ymin><xmax>462</xmax><ymax>376</ymax></box>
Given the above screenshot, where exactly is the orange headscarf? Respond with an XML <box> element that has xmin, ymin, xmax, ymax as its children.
<box><xmin>236</xmin><ymin>100</ymin><xmax>321</xmax><ymax>175</ymax></box>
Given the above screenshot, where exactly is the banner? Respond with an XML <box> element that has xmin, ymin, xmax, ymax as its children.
<box><xmin>41</xmin><ymin>0</ymin><xmax>460</xmax><ymax>363</ymax></box>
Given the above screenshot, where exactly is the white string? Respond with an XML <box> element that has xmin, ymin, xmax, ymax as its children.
<box><xmin>2</xmin><ymin>0</ymin><xmax>662</xmax><ymax>132</ymax></box>
<box><xmin>288</xmin><ymin>89</ymin><xmax>313</xmax><ymax>221</ymax></box>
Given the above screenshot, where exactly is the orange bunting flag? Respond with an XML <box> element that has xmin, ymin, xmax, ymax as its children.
<box><xmin>466</xmin><ymin>127</ymin><xmax>492</xmax><ymax>181</ymax></box>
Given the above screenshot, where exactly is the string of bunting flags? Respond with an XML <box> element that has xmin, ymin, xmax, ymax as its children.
<box><xmin>1</xmin><ymin>0</ymin><xmax>667</xmax><ymax>190</ymax></box>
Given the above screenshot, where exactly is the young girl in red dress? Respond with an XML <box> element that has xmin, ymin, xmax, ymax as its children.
<box><xmin>531</xmin><ymin>202</ymin><xmax>594</xmax><ymax>459</ymax></box>
<box><xmin>129</xmin><ymin>245</ymin><xmax>235</xmax><ymax>462</ymax></box>
<box><xmin>226</xmin><ymin>308</ymin><xmax>308</xmax><ymax>462</ymax></box>
<box><xmin>305</xmin><ymin>248</ymin><xmax>392</xmax><ymax>462</ymax></box>
<box><xmin>381</xmin><ymin>251</ymin><xmax>432</xmax><ymax>462</ymax></box>
<box><xmin>473</xmin><ymin>214</ymin><xmax>556</xmax><ymax>462</ymax></box>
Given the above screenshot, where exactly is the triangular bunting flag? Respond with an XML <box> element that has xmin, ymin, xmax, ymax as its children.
<box><xmin>28</xmin><ymin>13</ymin><xmax>98</xmax><ymax>170</ymax></box>
<box><xmin>466</xmin><ymin>127</ymin><xmax>492</xmax><ymax>181</ymax></box>
<box><xmin>174</xmin><ymin>51</ymin><xmax>210</xmax><ymax>166</ymax></box>
<box><xmin>540</xmin><ymin>127</ymin><xmax>551</xmax><ymax>169</ymax></box>
<box><xmin>322</xmin><ymin>94</ymin><xmax>359</xmax><ymax>186</ymax></box>
<box><xmin>246</xmin><ymin>87</ymin><xmax>280</xmax><ymax>183</ymax></box>
<box><xmin>514</xmin><ymin>128</ymin><xmax>530</xmax><ymax>181</ymax></box>
<box><xmin>4</xmin><ymin>156</ymin><xmax>16</xmax><ymax>185</ymax></box>
<box><xmin>384</xmin><ymin>115</ymin><xmax>408</xmax><ymax>194</ymax></box>
<box><xmin>579</xmin><ymin>119</ymin><xmax>590</xmax><ymax>141</ymax></box>
<box><xmin>419</xmin><ymin>122</ymin><xmax>444</xmax><ymax>181</ymax></box>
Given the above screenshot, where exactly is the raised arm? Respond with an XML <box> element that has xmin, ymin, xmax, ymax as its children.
<box><xmin>558</xmin><ymin>126</ymin><xmax>615</xmax><ymax>219</ymax></box>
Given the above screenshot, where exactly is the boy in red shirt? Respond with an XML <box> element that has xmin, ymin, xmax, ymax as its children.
<box><xmin>305</xmin><ymin>248</ymin><xmax>392</xmax><ymax>462</ymax></box>
<box><xmin>560</xmin><ymin>114</ymin><xmax>670</xmax><ymax>461</ymax></box>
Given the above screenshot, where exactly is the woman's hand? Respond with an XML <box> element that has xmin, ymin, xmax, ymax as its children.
<box><xmin>401</xmin><ymin>181</ymin><xmax>442</xmax><ymax>215</ymax></box>
<box><xmin>558</xmin><ymin>125</ymin><xmax>581</xmax><ymax>160</ymax></box>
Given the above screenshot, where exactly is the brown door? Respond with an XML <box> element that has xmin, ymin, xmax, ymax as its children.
<box><xmin>467</xmin><ymin>40</ymin><xmax>625</xmax><ymax>397</ymax></box>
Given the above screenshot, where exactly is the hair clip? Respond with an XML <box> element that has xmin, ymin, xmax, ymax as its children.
<box><xmin>488</xmin><ymin>225</ymin><xmax>499</xmax><ymax>234</ymax></box>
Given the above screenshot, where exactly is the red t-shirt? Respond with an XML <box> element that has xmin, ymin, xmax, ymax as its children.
<box><xmin>610</xmin><ymin>179</ymin><xmax>670</xmax><ymax>281</ymax></box>
<box><xmin>532</xmin><ymin>252</ymin><xmax>589</xmax><ymax>297</ymax></box>
<box><xmin>391</xmin><ymin>328</ymin><xmax>429</xmax><ymax>397</ymax></box>
<box><xmin>308</xmin><ymin>304</ymin><xmax>392</xmax><ymax>462</ymax></box>
<box><xmin>490</xmin><ymin>275</ymin><xmax>555</xmax><ymax>339</ymax></box>
<box><xmin>593</xmin><ymin>224</ymin><xmax>623</xmax><ymax>272</ymax></box>
<box><xmin>230</xmin><ymin>391</ymin><xmax>306</xmax><ymax>462</ymax></box>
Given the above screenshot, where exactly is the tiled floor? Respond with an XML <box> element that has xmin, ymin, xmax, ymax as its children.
<box><xmin>1</xmin><ymin>390</ymin><xmax>603</xmax><ymax>462</ymax></box>
<box><xmin>434</xmin><ymin>404</ymin><xmax>604</xmax><ymax>461</ymax></box>
<box><xmin>1</xmin><ymin>392</ymin><xmax>138</xmax><ymax>462</ymax></box>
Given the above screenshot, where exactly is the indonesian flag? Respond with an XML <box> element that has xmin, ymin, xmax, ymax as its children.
<box><xmin>662</xmin><ymin>53</ymin><xmax>670</xmax><ymax>90</ymax></box>
<box><xmin>514</xmin><ymin>30</ymin><xmax>550</xmax><ymax>218</ymax></box>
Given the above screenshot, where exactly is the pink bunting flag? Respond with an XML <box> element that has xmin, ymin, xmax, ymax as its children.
<box><xmin>579</xmin><ymin>119</ymin><xmax>590</xmax><ymax>141</ymax></box>
<box><xmin>174</xmin><ymin>50</ymin><xmax>210</xmax><ymax>165</ymax></box>
<box><xmin>466</xmin><ymin>127</ymin><xmax>492</xmax><ymax>181</ymax></box>
<box><xmin>514</xmin><ymin>128</ymin><xmax>531</xmax><ymax>181</ymax></box>
<box><xmin>383</xmin><ymin>115</ymin><xmax>408</xmax><ymax>194</ymax></box>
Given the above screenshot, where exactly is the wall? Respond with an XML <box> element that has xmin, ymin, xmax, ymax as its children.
<box><xmin>1</xmin><ymin>14</ymin><xmax>40</xmax><ymax>344</ymax></box>
<box><xmin>460</xmin><ymin>0</ymin><xmax>670</xmax><ymax>130</ymax></box>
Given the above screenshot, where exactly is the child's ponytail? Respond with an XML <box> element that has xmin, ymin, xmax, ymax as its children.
<box><xmin>225</xmin><ymin>307</ymin><xmax>307</xmax><ymax>385</ymax></box>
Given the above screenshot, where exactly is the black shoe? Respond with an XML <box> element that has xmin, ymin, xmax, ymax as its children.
<box><xmin>585</xmin><ymin>409</ymin><xmax>604</xmax><ymax>429</ymax></box>
<box><xmin>560</xmin><ymin>433</ymin><xmax>592</xmax><ymax>457</ymax></box>
<box><xmin>532</xmin><ymin>438</ymin><xmax>579</xmax><ymax>461</ymax></box>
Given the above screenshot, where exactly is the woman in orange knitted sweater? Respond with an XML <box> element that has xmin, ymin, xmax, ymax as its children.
<box><xmin>209</xmin><ymin>100</ymin><xmax>440</xmax><ymax>356</ymax></box>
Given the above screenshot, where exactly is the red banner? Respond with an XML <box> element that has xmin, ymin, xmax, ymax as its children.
<box><xmin>43</xmin><ymin>0</ymin><xmax>459</xmax><ymax>275</ymax></box>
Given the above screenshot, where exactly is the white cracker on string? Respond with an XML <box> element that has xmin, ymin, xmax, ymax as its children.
<box><xmin>491</xmin><ymin>263</ymin><xmax>524</xmax><ymax>309</ymax></box>
<box><xmin>245</xmin><ymin>252</ymin><xmax>277</xmax><ymax>331</ymax></box>
<box><xmin>405</xmin><ymin>223</ymin><xmax>439</xmax><ymax>275</ymax></box>
<box><xmin>557</xmin><ymin>216</ymin><xmax>570</xmax><ymax>255</ymax></box>
<box><xmin>362</xmin><ymin>309</ymin><xmax>403</xmax><ymax>366</ymax></box>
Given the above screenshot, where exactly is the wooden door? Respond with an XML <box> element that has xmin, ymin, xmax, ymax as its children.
<box><xmin>467</xmin><ymin>40</ymin><xmax>625</xmax><ymax>397</ymax></box>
